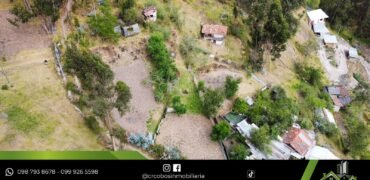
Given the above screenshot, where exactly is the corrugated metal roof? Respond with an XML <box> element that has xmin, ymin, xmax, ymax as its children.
<box><xmin>307</xmin><ymin>9</ymin><xmax>329</xmax><ymax>21</ymax></box>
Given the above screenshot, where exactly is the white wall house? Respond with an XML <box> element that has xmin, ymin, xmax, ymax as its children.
<box><xmin>307</xmin><ymin>9</ymin><xmax>329</xmax><ymax>26</ymax></box>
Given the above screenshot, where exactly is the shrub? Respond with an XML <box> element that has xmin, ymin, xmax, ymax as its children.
<box><xmin>84</xmin><ymin>116</ymin><xmax>101</xmax><ymax>134</ymax></box>
<box><xmin>232</xmin><ymin>98</ymin><xmax>249</xmax><ymax>115</ymax></box>
<box><xmin>229</xmin><ymin>144</ymin><xmax>249</xmax><ymax>160</ymax></box>
<box><xmin>88</xmin><ymin>3</ymin><xmax>120</xmax><ymax>42</ymax></box>
<box><xmin>172</xmin><ymin>96</ymin><xmax>187</xmax><ymax>115</ymax></box>
<box><xmin>315</xmin><ymin>117</ymin><xmax>338</xmax><ymax>137</ymax></box>
<box><xmin>1</xmin><ymin>84</ymin><xmax>9</xmax><ymax>90</ymax></box>
<box><xmin>211</xmin><ymin>121</ymin><xmax>232</xmax><ymax>141</ymax></box>
<box><xmin>148</xmin><ymin>144</ymin><xmax>166</xmax><ymax>159</ymax></box>
<box><xmin>224</xmin><ymin>76</ymin><xmax>241</xmax><ymax>99</ymax></box>
<box><xmin>251</xmin><ymin>125</ymin><xmax>271</xmax><ymax>153</ymax></box>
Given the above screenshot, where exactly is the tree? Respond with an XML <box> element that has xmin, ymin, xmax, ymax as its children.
<box><xmin>10</xmin><ymin>3</ymin><xmax>33</xmax><ymax>23</ymax></box>
<box><xmin>88</xmin><ymin>3</ymin><xmax>120</xmax><ymax>42</ymax></box>
<box><xmin>306</xmin><ymin>0</ymin><xmax>320</xmax><ymax>9</ymax></box>
<box><xmin>202</xmin><ymin>89</ymin><xmax>224</xmax><ymax>118</ymax></box>
<box><xmin>211</xmin><ymin>121</ymin><xmax>232</xmax><ymax>141</ymax></box>
<box><xmin>270</xmin><ymin>86</ymin><xmax>286</xmax><ymax>100</ymax></box>
<box><xmin>232</xmin><ymin>98</ymin><xmax>249</xmax><ymax>114</ymax></box>
<box><xmin>224</xmin><ymin>76</ymin><xmax>241</xmax><ymax>99</ymax></box>
<box><xmin>229</xmin><ymin>144</ymin><xmax>249</xmax><ymax>160</ymax></box>
<box><xmin>264</xmin><ymin>0</ymin><xmax>291</xmax><ymax>58</ymax></box>
<box><xmin>172</xmin><ymin>96</ymin><xmax>187</xmax><ymax>115</ymax></box>
<box><xmin>115</xmin><ymin>81</ymin><xmax>132</xmax><ymax>116</ymax></box>
<box><xmin>251</xmin><ymin>125</ymin><xmax>271</xmax><ymax>153</ymax></box>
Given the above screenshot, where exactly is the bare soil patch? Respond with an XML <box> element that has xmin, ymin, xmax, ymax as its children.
<box><xmin>94</xmin><ymin>37</ymin><xmax>163</xmax><ymax>134</ymax></box>
<box><xmin>0</xmin><ymin>10</ymin><xmax>51</xmax><ymax>57</ymax></box>
<box><xmin>156</xmin><ymin>114</ymin><xmax>225</xmax><ymax>159</ymax></box>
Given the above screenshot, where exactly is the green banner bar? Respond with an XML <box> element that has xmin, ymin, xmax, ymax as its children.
<box><xmin>0</xmin><ymin>151</ymin><xmax>146</xmax><ymax>160</ymax></box>
<box><xmin>301</xmin><ymin>160</ymin><xmax>318</xmax><ymax>180</ymax></box>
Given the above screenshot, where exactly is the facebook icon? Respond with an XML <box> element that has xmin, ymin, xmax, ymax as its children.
<box><xmin>173</xmin><ymin>164</ymin><xmax>181</xmax><ymax>172</ymax></box>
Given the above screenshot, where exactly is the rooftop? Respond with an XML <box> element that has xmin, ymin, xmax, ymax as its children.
<box><xmin>313</xmin><ymin>22</ymin><xmax>329</xmax><ymax>34</ymax></box>
<box><xmin>123</xmin><ymin>24</ymin><xmax>141</xmax><ymax>37</ymax></box>
<box><xmin>307</xmin><ymin>9</ymin><xmax>329</xmax><ymax>21</ymax></box>
<box><xmin>236</xmin><ymin>120</ymin><xmax>258</xmax><ymax>138</ymax></box>
<box><xmin>283</xmin><ymin>128</ymin><xmax>315</xmax><ymax>156</ymax></box>
<box><xmin>323</xmin><ymin>35</ymin><xmax>338</xmax><ymax>44</ymax></box>
<box><xmin>143</xmin><ymin>6</ymin><xmax>157</xmax><ymax>16</ymax></box>
<box><xmin>201</xmin><ymin>24</ymin><xmax>228</xmax><ymax>36</ymax></box>
<box><xmin>224</xmin><ymin>112</ymin><xmax>246</xmax><ymax>126</ymax></box>
<box><xmin>348</xmin><ymin>48</ymin><xmax>359</xmax><ymax>58</ymax></box>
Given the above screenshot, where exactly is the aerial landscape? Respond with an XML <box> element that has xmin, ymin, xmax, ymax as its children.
<box><xmin>0</xmin><ymin>0</ymin><xmax>369</xmax><ymax>160</ymax></box>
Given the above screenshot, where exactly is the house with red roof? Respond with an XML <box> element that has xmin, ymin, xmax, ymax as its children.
<box><xmin>283</xmin><ymin>127</ymin><xmax>316</xmax><ymax>156</ymax></box>
<box><xmin>201</xmin><ymin>24</ymin><xmax>228</xmax><ymax>45</ymax></box>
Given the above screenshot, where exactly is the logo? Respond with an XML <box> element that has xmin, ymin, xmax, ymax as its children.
<box><xmin>321</xmin><ymin>161</ymin><xmax>357</xmax><ymax>180</ymax></box>
<box><xmin>247</xmin><ymin>170</ymin><xmax>255</xmax><ymax>179</ymax></box>
<box><xmin>173</xmin><ymin>164</ymin><xmax>181</xmax><ymax>172</ymax></box>
<box><xmin>5</xmin><ymin>168</ymin><xmax>14</xmax><ymax>177</ymax></box>
<box><xmin>162</xmin><ymin>164</ymin><xmax>171</xmax><ymax>172</ymax></box>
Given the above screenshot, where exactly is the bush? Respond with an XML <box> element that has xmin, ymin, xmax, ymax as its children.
<box><xmin>251</xmin><ymin>125</ymin><xmax>271</xmax><ymax>153</ymax></box>
<box><xmin>112</xmin><ymin>127</ymin><xmax>127</xmax><ymax>143</ymax></box>
<box><xmin>197</xmin><ymin>81</ymin><xmax>205</xmax><ymax>92</ymax></box>
<box><xmin>211</xmin><ymin>121</ymin><xmax>232</xmax><ymax>141</ymax></box>
<box><xmin>148</xmin><ymin>144</ymin><xmax>166</xmax><ymax>159</ymax></box>
<box><xmin>88</xmin><ymin>3</ymin><xmax>120</xmax><ymax>42</ymax></box>
<box><xmin>128</xmin><ymin>133</ymin><xmax>153</xmax><ymax>149</ymax></box>
<box><xmin>10</xmin><ymin>3</ymin><xmax>33</xmax><ymax>23</ymax></box>
<box><xmin>229</xmin><ymin>144</ymin><xmax>249</xmax><ymax>160</ymax></box>
<box><xmin>232</xmin><ymin>98</ymin><xmax>249</xmax><ymax>114</ymax></box>
<box><xmin>172</xmin><ymin>96</ymin><xmax>187</xmax><ymax>115</ymax></box>
<box><xmin>1</xmin><ymin>84</ymin><xmax>9</xmax><ymax>90</ymax></box>
<box><xmin>224</xmin><ymin>76</ymin><xmax>241</xmax><ymax>99</ymax></box>
<box><xmin>84</xmin><ymin>116</ymin><xmax>101</xmax><ymax>134</ymax></box>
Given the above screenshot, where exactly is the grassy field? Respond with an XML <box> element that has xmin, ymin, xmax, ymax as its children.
<box><xmin>0</xmin><ymin>48</ymin><xmax>103</xmax><ymax>150</ymax></box>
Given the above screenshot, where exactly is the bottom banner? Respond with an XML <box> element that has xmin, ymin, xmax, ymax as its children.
<box><xmin>0</xmin><ymin>159</ymin><xmax>369</xmax><ymax>179</ymax></box>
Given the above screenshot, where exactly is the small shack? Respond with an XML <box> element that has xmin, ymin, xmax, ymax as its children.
<box><xmin>143</xmin><ymin>6</ymin><xmax>157</xmax><ymax>22</ymax></box>
<box><xmin>223</xmin><ymin>112</ymin><xmax>246</xmax><ymax>127</ymax></box>
<box><xmin>307</xmin><ymin>9</ymin><xmax>329</xmax><ymax>26</ymax></box>
<box><xmin>347</xmin><ymin>47</ymin><xmax>359</xmax><ymax>59</ymax></box>
<box><xmin>324</xmin><ymin>85</ymin><xmax>352</xmax><ymax>112</ymax></box>
<box><xmin>201</xmin><ymin>24</ymin><xmax>228</xmax><ymax>45</ymax></box>
<box><xmin>283</xmin><ymin>127</ymin><xmax>316</xmax><ymax>156</ymax></box>
<box><xmin>236</xmin><ymin>120</ymin><xmax>258</xmax><ymax>138</ymax></box>
<box><xmin>123</xmin><ymin>24</ymin><xmax>141</xmax><ymax>37</ymax></box>
<box><xmin>323</xmin><ymin>35</ymin><xmax>338</xmax><ymax>48</ymax></box>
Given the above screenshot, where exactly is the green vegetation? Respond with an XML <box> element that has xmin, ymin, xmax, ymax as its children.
<box><xmin>88</xmin><ymin>2</ymin><xmax>120</xmax><ymax>42</ymax></box>
<box><xmin>245</xmin><ymin>87</ymin><xmax>297</xmax><ymax>138</ymax></box>
<box><xmin>179</xmin><ymin>37</ymin><xmax>207</xmax><ymax>68</ymax></box>
<box><xmin>7</xmin><ymin>106</ymin><xmax>40</xmax><ymax>134</ymax></box>
<box><xmin>10</xmin><ymin>0</ymin><xmax>63</xmax><ymax>24</ymax></box>
<box><xmin>315</xmin><ymin>116</ymin><xmax>338</xmax><ymax>137</ymax></box>
<box><xmin>112</xmin><ymin>126</ymin><xmax>127</xmax><ymax>143</ymax></box>
<box><xmin>232</xmin><ymin>98</ymin><xmax>249</xmax><ymax>114</ymax></box>
<box><xmin>84</xmin><ymin>116</ymin><xmax>101</xmax><ymax>134</ymax></box>
<box><xmin>7</xmin><ymin>106</ymin><xmax>54</xmax><ymax>137</ymax></box>
<box><xmin>251</xmin><ymin>124</ymin><xmax>271</xmax><ymax>153</ymax></box>
<box><xmin>229</xmin><ymin>144</ymin><xmax>249</xmax><ymax>160</ymax></box>
<box><xmin>147</xmin><ymin>34</ymin><xmax>178</xmax><ymax>102</ymax></box>
<box><xmin>148</xmin><ymin>144</ymin><xmax>166</xmax><ymax>159</ymax></box>
<box><xmin>211</xmin><ymin>121</ymin><xmax>232</xmax><ymax>141</ymax></box>
<box><xmin>115</xmin><ymin>81</ymin><xmax>132</xmax><ymax>116</ymax></box>
<box><xmin>243</xmin><ymin>0</ymin><xmax>303</xmax><ymax>71</ymax></box>
<box><xmin>172</xmin><ymin>96</ymin><xmax>187</xmax><ymax>115</ymax></box>
<box><xmin>1</xmin><ymin>85</ymin><xmax>9</xmax><ymax>90</ymax></box>
<box><xmin>320</xmin><ymin>0</ymin><xmax>370</xmax><ymax>44</ymax></box>
<box><xmin>224</xmin><ymin>76</ymin><xmax>241</xmax><ymax>99</ymax></box>
<box><xmin>201</xmin><ymin>88</ymin><xmax>224</xmax><ymax>118</ymax></box>
<box><xmin>306</xmin><ymin>0</ymin><xmax>320</xmax><ymax>8</ymax></box>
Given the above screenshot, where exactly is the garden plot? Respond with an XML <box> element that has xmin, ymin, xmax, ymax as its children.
<box><xmin>156</xmin><ymin>114</ymin><xmax>225</xmax><ymax>159</ymax></box>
